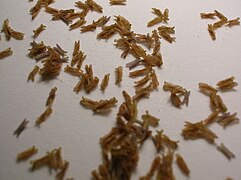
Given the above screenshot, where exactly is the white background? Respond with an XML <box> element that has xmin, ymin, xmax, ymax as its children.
<box><xmin>0</xmin><ymin>0</ymin><xmax>241</xmax><ymax>179</ymax></box>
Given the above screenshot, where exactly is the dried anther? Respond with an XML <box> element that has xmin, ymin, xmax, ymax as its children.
<box><xmin>216</xmin><ymin>143</ymin><xmax>235</xmax><ymax>160</ymax></box>
<box><xmin>182</xmin><ymin>121</ymin><xmax>217</xmax><ymax>143</ymax></box>
<box><xmin>71</xmin><ymin>41</ymin><xmax>86</xmax><ymax>69</ymax></box>
<box><xmin>208</xmin><ymin>24</ymin><xmax>216</xmax><ymax>40</ymax></box>
<box><xmin>199</xmin><ymin>82</ymin><xmax>217</xmax><ymax>95</ymax></box>
<box><xmin>30</xmin><ymin>0</ymin><xmax>53</xmax><ymax>19</ymax></box>
<box><xmin>64</xmin><ymin>65</ymin><xmax>83</xmax><ymax>77</ymax></box>
<box><xmin>109</xmin><ymin>0</ymin><xmax>126</xmax><ymax>5</ymax></box>
<box><xmin>157</xmin><ymin>150</ymin><xmax>175</xmax><ymax>180</ymax></box>
<box><xmin>209</xmin><ymin>93</ymin><xmax>227</xmax><ymax>112</ymax></box>
<box><xmin>17</xmin><ymin>146</ymin><xmax>38</xmax><ymax>161</ymax></box>
<box><xmin>80</xmin><ymin>16</ymin><xmax>110</xmax><ymax>33</ymax></box>
<box><xmin>201</xmin><ymin>10</ymin><xmax>239</xmax><ymax>40</ymax></box>
<box><xmin>30</xmin><ymin>147</ymin><xmax>67</xmax><ymax>173</ymax></box>
<box><xmin>163</xmin><ymin>82</ymin><xmax>189</xmax><ymax>108</ymax></box>
<box><xmin>80</xmin><ymin>97</ymin><xmax>118</xmax><ymax>113</ymax></box>
<box><xmin>56</xmin><ymin>161</ymin><xmax>69</xmax><ymax>180</ymax></box>
<box><xmin>97</xmin><ymin>24</ymin><xmax>117</xmax><ymax>40</ymax></box>
<box><xmin>73</xmin><ymin>64</ymin><xmax>99</xmax><ymax>93</ymax></box>
<box><xmin>115</xmin><ymin>66</ymin><xmax>123</xmax><ymax>84</ymax></box>
<box><xmin>129</xmin><ymin>66</ymin><xmax>151</xmax><ymax>78</ymax></box>
<box><xmin>28</xmin><ymin>42</ymin><xmax>68</xmax><ymax>78</ymax></box>
<box><xmin>217</xmin><ymin>112</ymin><xmax>239</xmax><ymax>128</ymax></box>
<box><xmin>28</xmin><ymin>65</ymin><xmax>40</xmax><ymax>82</ymax></box>
<box><xmin>100</xmin><ymin>73</ymin><xmax>110</xmax><ymax>91</ymax></box>
<box><xmin>1</xmin><ymin>19</ymin><xmax>24</xmax><ymax>40</ymax></box>
<box><xmin>202</xmin><ymin>111</ymin><xmax>219</xmax><ymax>125</ymax></box>
<box><xmin>33</xmin><ymin>24</ymin><xmax>46</xmax><ymax>38</ymax></box>
<box><xmin>176</xmin><ymin>154</ymin><xmax>190</xmax><ymax>176</ymax></box>
<box><xmin>147</xmin><ymin>8</ymin><xmax>169</xmax><ymax>27</ymax></box>
<box><xmin>170</xmin><ymin>93</ymin><xmax>182</xmax><ymax>108</ymax></box>
<box><xmin>140</xmin><ymin>156</ymin><xmax>160</xmax><ymax>180</ymax></box>
<box><xmin>214</xmin><ymin>10</ymin><xmax>228</xmax><ymax>21</ymax></box>
<box><xmin>35</xmin><ymin>106</ymin><xmax>53</xmax><ymax>126</ymax></box>
<box><xmin>226</xmin><ymin>17</ymin><xmax>240</xmax><ymax>27</ymax></box>
<box><xmin>46</xmin><ymin>87</ymin><xmax>57</xmax><ymax>107</ymax></box>
<box><xmin>152</xmin><ymin>130</ymin><xmax>179</xmax><ymax>152</ymax></box>
<box><xmin>13</xmin><ymin>119</ymin><xmax>29</xmax><ymax>137</ymax></box>
<box><xmin>216</xmin><ymin>76</ymin><xmax>238</xmax><ymax>90</ymax></box>
<box><xmin>141</xmin><ymin>111</ymin><xmax>160</xmax><ymax>129</ymax></box>
<box><xmin>69</xmin><ymin>18</ymin><xmax>86</xmax><ymax>30</ymax></box>
<box><xmin>0</xmin><ymin>47</ymin><xmax>13</xmax><ymax>59</ymax></box>
<box><xmin>76</xmin><ymin>0</ymin><xmax>103</xmax><ymax>13</ymax></box>
<box><xmin>200</xmin><ymin>12</ymin><xmax>217</xmax><ymax>19</ymax></box>
<box><xmin>158</xmin><ymin>26</ymin><xmax>176</xmax><ymax>43</ymax></box>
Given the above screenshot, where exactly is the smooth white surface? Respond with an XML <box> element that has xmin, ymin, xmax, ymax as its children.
<box><xmin>0</xmin><ymin>0</ymin><xmax>241</xmax><ymax>179</ymax></box>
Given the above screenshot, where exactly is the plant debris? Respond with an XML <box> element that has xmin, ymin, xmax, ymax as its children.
<box><xmin>182</xmin><ymin>121</ymin><xmax>217</xmax><ymax>143</ymax></box>
<box><xmin>80</xmin><ymin>96</ymin><xmax>118</xmax><ymax>113</ymax></box>
<box><xmin>73</xmin><ymin>64</ymin><xmax>99</xmax><ymax>93</ymax></box>
<box><xmin>30</xmin><ymin>147</ymin><xmax>70</xmax><ymax>179</ymax></box>
<box><xmin>140</xmin><ymin>156</ymin><xmax>160</xmax><ymax>180</ymax></box>
<box><xmin>147</xmin><ymin>8</ymin><xmax>169</xmax><ymax>27</ymax></box>
<box><xmin>71</xmin><ymin>40</ymin><xmax>86</xmax><ymax>69</ymax></box>
<box><xmin>81</xmin><ymin>16</ymin><xmax>110</xmax><ymax>33</ymax></box>
<box><xmin>1</xmin><ymin>19</ymin><xmax>24</xmax><ymax>40</ymax></box>
<box><xmin>157</xmin><ymin>26</ymin><xmax>176</xmax><ymax>43</ymax></box>
<box><xmin>13</xmin><ymin>119</ymin><xmax>29</xmax><ymax>138</ymax></box>
<box><xmin>216</xmin><ymin>76</ymin><xmax>238</xmax><ymax>90</ymax></box>
<box><xmin>176</xmin><ymin>153</ymin><xmax>190</xmax><ymax>177</ymax></box>
<box><xmin>64</xmin><ymin>65</ymin><xmax>83</xmax><ymax>77</ymax></box>
<box><xmin>141</xmin><ymin>111</ymin><xmax>160</xmax><ymax>129</ymax></box>
<box><xmin>202</xmin><ymin>111</ymin><xmax>219</xmax><ymax>125</ymax></box>
<box><xmin>199</xmin><ymin>82</ymin><xmax>217</xmax><ymax>95</ymax></box>
<box><xmin>33</xmin><ymin>24</ymin><xmax>46</xmax><ymax>38</ymax></box>
<box><xmin>163</xmin><ymin>82</ymin><xmax>190</xmax><ymax>108</ymax></box>
<box><xmin>30</xmin><ymin>0</ymin><xmax>55</xmax><ymax>19</ymax></box>
<box><xmin>46</xmin><ymin>87</ymin><xmax>57</xmax><ymax>107</ymax></box>
<box><xmin>100</xmin><ymin>73</ymin><xmax>110</xmax><ymax>91</ymax></box>
<box><xmin>0</xmin><ymin>47</ymin><xmax>13</xmax><ymax>59</ymax></box>
<box><xmin>209</xmin><ymin>93</ymin><xmax>227</xmax><ymax>112</ymax></box>
<box><xmin>17</xmin><ymin>146</ymin><xmax>38</xmax><ymax>161</ymax></box>
<box><xmin>217</xmin><ymin>112</ymin><xmax>239</xmax><ymax>128</ymax></box>
<box><xmin>75</xmin><ymin>0</ymin><xmax>103</xmax><ymax>13</ymax></box>
<box><xmin>35</xmin><ymin>106</ymin><xmax>53</xmax><ymax>126</ymax></box>
<box><xmin>216</xmin><ymin>143</ymin><xmax>235</xmax><ymax>160</ymax></box>
<box><xmin>28</xmin><ymin>65</ymin><xmax>40</xmax><ymax>82</ymax></box>
<box><xmin>157</xmin><ymin>150</ymin><xmax>175</xmax><ymax>180</ymax></box>
<box><xmin>152</xmin><ymin>130</ymin><xmax>179</xmax><ymax>152</ymax></box>
<box><xmin>109</xmin><ymin>0</ymin><xmax>126</xmax><ymax>5</ymax></box>
<box><xmin>115</xmin><ymin>66</ymin><xmax>123</xmax><ymax>85</ymax></box>
<box><xmin>201</xmin><ymin>10</ymin><xmax>240</xmax><ymax>40</ymax></box>
<box><xmin>28</xmin><ymin>41</ymin><xmax>68</xmax><ymax>78</ymax></box>
<box><xmin>207</xmin><ymin>24</ymin><xmax>216</xmax><ymax>40</ymax></box>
